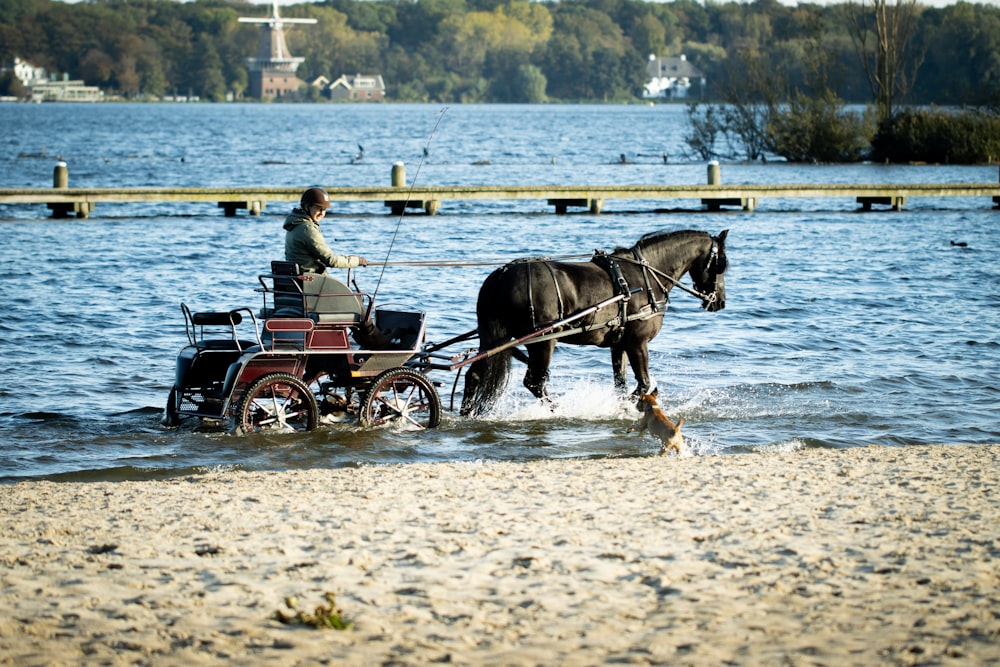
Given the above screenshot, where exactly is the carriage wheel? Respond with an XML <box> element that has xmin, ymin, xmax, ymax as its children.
<box><xmin>162</xmin><ymin>385</ymin><xmax>180</xmax><ymax>427</ymax></box>
<box><xmin>235</xmin><ymin>372</ymin><xmax>319</xmax><ymax>434</ymax></box>
<box><xmin>359</xmin><ymin>368</ymin><xmax>442</xmax><ymax>429</ymax></box>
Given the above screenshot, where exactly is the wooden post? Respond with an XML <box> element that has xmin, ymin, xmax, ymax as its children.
<box><xmin>49</xmin><ymin>160</ymin><xmax>72</xmax><ymax>218</ymax></box>
<box><xmin>707</xmin><ymin>160</ymin><xmax>720</xmax><ymax>186</ymax></box>
<box><xmin>53</xmin><ymin>160</ymin><xmax>68</xmax><ymax>188</ymax></box>
<box><xmin>702</xmin><ymin>160</ymin><xmax>751</xmax><ymax>212</ymax></box>
<box><xmin>386</xmin><ymin>161</ymin><xmax>408</xmax><ymax>215</ymax></box>
<box><xmin>391</xmin><ymin>162</ymin><xmax>406</xmax><ymax>187</ymax></box>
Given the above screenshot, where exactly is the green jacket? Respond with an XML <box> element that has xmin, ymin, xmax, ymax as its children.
<box><xmin>283</xmin><ymin>208</ymin><xmax>362</xmax><ymax>273</ymax></box>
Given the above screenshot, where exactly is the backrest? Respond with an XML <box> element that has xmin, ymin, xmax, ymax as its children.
<box><xmin>299</xmin><ymin>273</ymin><xmax>364</xmax><ymax>324</ymax></box>
<box><xmin>269</xmin><ymin>261</ymin><xmax>305</xmax><ymax>316</ymax></box>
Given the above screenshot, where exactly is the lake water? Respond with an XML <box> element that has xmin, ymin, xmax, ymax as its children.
<box><xmin>1</xmin><ymin>103</ymin><xmax>998</xmax><ymax>482</ymax></box>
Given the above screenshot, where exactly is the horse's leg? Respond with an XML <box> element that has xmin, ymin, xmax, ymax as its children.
<box><xmin>625</xmin><ymin>340</ymin><xmax>653</xmax><ymax>396</ymax></box>
<box><xmin>611</xmin><ymin>345</ymin><xmax>629</xmax><ymax>393</ymax></box>
<box><xmin>523</xmin><ymin>341</ymin><xmax>555</xmax><ymax>400</ymax></box>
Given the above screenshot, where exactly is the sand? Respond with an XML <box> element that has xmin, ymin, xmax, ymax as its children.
<box><xmin>1</xmin><ymin>444</ymin><xmax>999</xmax><ymax>666</ymax></box>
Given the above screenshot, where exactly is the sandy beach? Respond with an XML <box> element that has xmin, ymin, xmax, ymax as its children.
<box><xmin>1</xmin><ymin>444</ymin><xmax>998</xmax><ymax>666</ymax></box>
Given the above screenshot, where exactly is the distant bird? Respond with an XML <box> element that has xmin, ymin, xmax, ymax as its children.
<box><xmin>950</xmin><ymin>240</ymin><xmax>968</xmax><ymax>247</ymax></box>
<box><xmin>351</xmin><ymin>143</ymin><xmax>364</xmax><ymax>164</ymax></box>
<box><xmin>423</xmin><ymin>147</ymin><xmax>429</xmax><ymax>157</ymax></box>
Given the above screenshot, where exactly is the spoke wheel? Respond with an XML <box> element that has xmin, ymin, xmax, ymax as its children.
<box><xmin>360</xmin><ymin>368</ymin><xmax>441</xmax><ymax>429</ymax></box>
<box><xmin>235</xmin><ymin>372</ymin><xmax>318</xmax><ymax>434</ymax></box>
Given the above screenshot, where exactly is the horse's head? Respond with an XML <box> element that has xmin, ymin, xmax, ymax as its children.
<box><xmin>690</xmin><ymin>229</ymin><xmax>728</xmax><ymax>312</ymax></box>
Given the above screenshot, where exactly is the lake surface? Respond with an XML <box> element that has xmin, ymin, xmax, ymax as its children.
<box><xmin>1</xmin><ymin>103</ymin><xmax>998</xmax><ymax>482</ymax></box>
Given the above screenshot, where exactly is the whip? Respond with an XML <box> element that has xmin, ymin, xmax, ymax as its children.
<box><xmin>370</xmin><ymin>107</ymin><xmax>449</xmax><ymax>304</ymax></box>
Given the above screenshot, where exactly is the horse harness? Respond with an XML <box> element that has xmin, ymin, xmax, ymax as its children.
<box><xmin>506</xmin><ymin>253</ymin><xmax>668</xmax><ymax>344</ymax></box>
<box><xmin>591</xmin><ymin>249</ymin><xmax>670</xmax><ymax>343</ymax></box>
<box><xmin>506</xmin><ymin>236</ymin><xmax>720</xmax><ymax>343</ymax></box>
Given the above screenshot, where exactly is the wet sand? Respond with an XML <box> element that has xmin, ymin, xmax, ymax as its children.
<box><xmin>2</xmin><ymin>444</ymin><xmax>998</xmax><ymax>666</ymax></box>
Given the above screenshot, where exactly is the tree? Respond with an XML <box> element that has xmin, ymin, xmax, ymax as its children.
<box><xmin>684</xmin><ymin>102</ymin><xmax>721</xmax><ymax>160</ymax></box>
<box><xmin>511</xmin><ymin>63</ymin><xmax>546</xmax><ymax>102</ymax></box>
<box><xmin>0</xmin><ymin>69</ymin><xmax>26</xmax><ymax>98</ymax></box>
<box><xmin>769</xmin><ymin>90</ymin><xmax>874</xmax><ymax>162</ymax></box>
<box><xmin>846</xmin><ymin>0</ymin><xmax>922</xmax><ymax>124</ymax></box>
<box><xmin>630</xmin><ymin>12</ymin><xmax>666</xmax><ymax>58</ymax></box>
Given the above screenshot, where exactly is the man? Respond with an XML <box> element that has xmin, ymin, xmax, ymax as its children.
<box><xmin>283</xmin><ymin>187</ymin><xmax>397</xmax><ymax>348</ymax></box>
<box><xmin>284</xmin><ymin>187</ymin><xmax>368</xmax><ymax>272</ymax></box>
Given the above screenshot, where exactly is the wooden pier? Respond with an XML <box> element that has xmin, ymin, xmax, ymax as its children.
<box><xmin>2</xmin><ymin>161</ymin><xmax>999</xmax><ymax>218</ymax></box>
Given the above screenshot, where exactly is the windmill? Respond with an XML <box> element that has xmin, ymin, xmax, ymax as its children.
<box><xmin>239</xmin><ymin>2</ymin><xmax>317</xmax><ymax>100</ymax></box>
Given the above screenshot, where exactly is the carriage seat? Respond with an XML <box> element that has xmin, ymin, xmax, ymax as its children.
<box><xmin>300</xmin><ymin>273</ymin><xmax>365</xmax><ymax>324</ymax></box>
<box><xmin>266</xmin><ymin>261</ymin><xmax>365</xmax><ymax>325</ymax></box>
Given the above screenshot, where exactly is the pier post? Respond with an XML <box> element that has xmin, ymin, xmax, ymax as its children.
<box><xmin>48</xmin><ymin>160</ymin><xmax>91</xmax><ymax>218</ymax></box>
<box><xmin>707</xmin><ymin>160</ymin><xmax>720</xmax><ymax>186</ymax></box>
<box><xmin>702</xmin><ymin>160</ymin><xmax>752</xmax><ymax>211</ymax></box>
<box><xmin>53</xmin><ymin>160</ymin><xmax>68</xmax><ymax>188</ymax></box>
<box><xmin>387</xmin><ymin>162</ymin><xmax>407</xmax><ymax>215</ymax></box>
<box><xmin>385</xmin><ymin>161</ymin><xmax>436</xmax><ymax>215</ymax></box>
<box><xmin>391</xmin><ymin>162</ymin><xmax>406</xmax><ymax>188</ymax></box>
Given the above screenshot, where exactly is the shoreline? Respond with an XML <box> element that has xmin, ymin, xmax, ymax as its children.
<box><xmin>2</xmin><ymin>444</ymin><xmax>998</xmax><ymax>665</ymax></box>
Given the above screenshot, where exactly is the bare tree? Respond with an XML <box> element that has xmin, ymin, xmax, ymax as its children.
<box><xmin>846</xmin><ymin>0</ymin><xmax>923</xmax><ymax>125</ymax></box>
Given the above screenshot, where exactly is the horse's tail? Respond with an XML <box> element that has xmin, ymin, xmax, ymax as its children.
<box><xmin>461</xmin><ymin>310</ymin><xmax>512</xmax><ymax>417</ymax></box>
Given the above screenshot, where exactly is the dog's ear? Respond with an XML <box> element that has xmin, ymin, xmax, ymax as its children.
<box><xmin>650</xmin><ymin>387</ymin><xmax>659</xmax><ymax>398</ymax></box>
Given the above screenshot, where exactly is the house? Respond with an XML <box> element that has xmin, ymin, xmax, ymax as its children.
<box><xmin>29</xmin><ymin>75</ymin><xmax>105</xmax><ymax>102</ymax></box>
<box><xmin>328</xmin><ymin>74</ymin><xmax>386</xmax><ymax>101</ymax></box>
<box><xmin>10</xmin><ymin>57</ymin><xmax>46</xmax><ymax>87</ymax></box>
<box><xmin>644</xmin><ymin>54</ymin><xmax>704</xmax><ymax>100</ymax></box>
<box><xmin>3</xmin><ymin>59</ymin><xmax>104</xmax><ymax>102</ymax></box>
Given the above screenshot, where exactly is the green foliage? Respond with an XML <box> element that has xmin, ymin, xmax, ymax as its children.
<box><xmin>1</xmin><ymin>0</ymin><xmax>999</xmax><ymax>109</ymax></box>
<box><xmin>274</xmin><ymin>593</ymin><xmax>353</xmax><ymax>630</ymax></box>
<box><xmin>871</xmin><ymin>108</ymin><xmax>1000</xmax><ymax>164</ymax></box>
<box><xmin>770</xmin><ymin>91</ymin><xmax>875</xmax><ymax>162</ymax></box>
<box><xmin>0</xmin><ymin>69</ymin><xmax>26</xmax><ymax>97</ymax></box>
<box><xmin>511</xmin><ymin>63</ymin><xmax>547</xmax><ymax>103</ymax></box>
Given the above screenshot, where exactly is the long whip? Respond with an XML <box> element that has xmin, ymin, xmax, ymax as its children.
<box><xmin>371</xmin><ymin>106</ymin><xmax>449</xmax><ymax>304</ymax></box>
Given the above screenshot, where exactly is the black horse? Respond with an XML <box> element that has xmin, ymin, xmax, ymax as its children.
<box><xmin>461</xmin><ymin>229</ymin><xmax>729</xmax><ymax>416</ymax></box>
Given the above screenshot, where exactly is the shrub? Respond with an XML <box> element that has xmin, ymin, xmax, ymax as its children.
<box><xmin>769</xmin><ymin>91</ymin><xmax>875</xmax><ymax>163</ymax></box>
<box><xmin>871</xmin><ymin>108</ymin><xmax>1000</xmax><ymax>164</ymax></box>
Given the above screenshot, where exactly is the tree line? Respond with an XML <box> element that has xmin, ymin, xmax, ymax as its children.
<box><xmin>1</xmin><ymin>0</ymin><xmax>999</xmax><ymax>106</ymax></box>
<box><xmin>3</xmin><ymin>0</ymin><xmax>1000</xmax><ymax>162</ymax></box>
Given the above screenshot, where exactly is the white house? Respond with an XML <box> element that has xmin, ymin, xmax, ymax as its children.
<box><xmin>644</xmin><ymin>54</ymin><xmax>704</xmax><ymax>99</ymax></box>
<box><xmin>11</xmin><ymin>57</ymin><xmax>47</xmax><ymax>87</ymax></box>
<box><xmin>4</xmin><ymin>57</ymin><xmax>104</xmax><ymax>102</ymax></box>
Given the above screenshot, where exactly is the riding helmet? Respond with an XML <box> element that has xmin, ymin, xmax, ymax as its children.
<box><xmin>300</xmin><ymin>187</ymin><xmax>331</xmax><ymax>209</ymax></box>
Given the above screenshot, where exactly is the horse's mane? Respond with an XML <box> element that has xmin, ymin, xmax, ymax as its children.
<box><xmin>613</xmin><ymin>229</ymin><xmax>707</xmax><ymax>254</ymax></box>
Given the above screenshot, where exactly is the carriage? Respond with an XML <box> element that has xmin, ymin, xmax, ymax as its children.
<box><xmin>164</xmin><ymin>229</ymin><xmax>729</xmax><ymax>433</ymax></box>
<box><xmin>163</xmin><ymin>260</ymin><xmax>445</xmax><ymax>433</ymax></box>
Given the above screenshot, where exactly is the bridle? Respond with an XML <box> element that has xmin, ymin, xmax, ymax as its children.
<box><xmin>624</xmin><ymin>236</ymin><xmax>724</xmax><ymax>308</ymax></box>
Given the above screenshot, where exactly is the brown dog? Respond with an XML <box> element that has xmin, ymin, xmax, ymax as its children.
<box><xmin>628</xmin><ymin>388</ymin><xmax>686</xmax><ymax>456</ymax></box>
